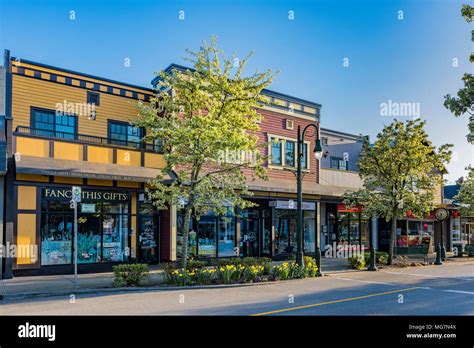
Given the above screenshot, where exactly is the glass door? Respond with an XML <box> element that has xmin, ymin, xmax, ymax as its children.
<box><xmin>197</xmin><ymin>216</ymin><xmax>217</xmax><ymax>257</ymax></box>
<box><xmin>138</xmin><ymin>215</ymin><xmax>159</xmax><ymax>263</ymax></box>
<box><xmin>240</xmin><ymin>210</ymin><xmax>259</xmax><ymax>257</ymax></box>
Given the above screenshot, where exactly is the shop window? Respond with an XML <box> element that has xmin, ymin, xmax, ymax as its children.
<box><xmin>41</xmin><ymin>214</ymin><xmax>73</xmax><ymax>265</ymax></box>
<box><xmin>218</xmin><ymin>218</ymin><xmax>235</xmax><ymax>257</ymax></box>
<box><xmin>40</xmin><ymin>190</ymin><xmax>130</xmax><ymax>265</ymax></box>
<box><xmin>197</xmin><ymin>216</ymin><xmax>217</xmax><ymax>257</ymax></box>
<box><xmin>32</xmin><ymin>108</ymin><xmax>77</xmax><ymax>140</ymax></box>
<box><xmin>304</xmin><ymin>211</ymin><xmax>316</xmax><ymax>253</ymax></box>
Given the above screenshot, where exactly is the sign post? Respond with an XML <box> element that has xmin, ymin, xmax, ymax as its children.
<box><xmin>71</xmin><ymin>186</ymin><xmax>81</xmax><ymax>288</ymax></box>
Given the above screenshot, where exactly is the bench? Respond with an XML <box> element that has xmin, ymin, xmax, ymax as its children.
<box><xmin>395</xmin><ymin>245</ymin><xmax>429</xmax><ymax>263</ymax></box>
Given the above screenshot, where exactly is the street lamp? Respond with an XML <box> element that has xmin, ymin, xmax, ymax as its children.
<box><xmin>296</xmin><ymin>124</ymin><xmax>323</xmax><ymax>273</ymax></box>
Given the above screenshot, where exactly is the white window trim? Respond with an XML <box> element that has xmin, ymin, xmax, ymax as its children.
<box><xmin>267</xmin><ymin>133</ymin><xmax>311</xmax><ymax>171</ymax></box>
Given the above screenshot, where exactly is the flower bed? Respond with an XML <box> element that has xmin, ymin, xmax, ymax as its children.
<box><xmin>163</xmin><ymin>257</ymin><xmax>319</xmax><ymax>287</ymax></box>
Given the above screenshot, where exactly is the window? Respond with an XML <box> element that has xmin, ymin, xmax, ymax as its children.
<box><xmin>32</xmin><ymin>108</ymin><xmax>77</xmax><ymax>140</ymax></box>
<box><xmin>301</xmin><ymin>143</ymin><xmax>308</xmax><ymax>169</ymax></box>
<box><xmin>87</xmin><ymin>91</ymin><xmax>100</xmax><ymax>106</ymax></box>
<box><xmin>270</xmin><ymin>136</ymin><xmax>308</xmax><ymax>169</ymax></box>
<box><xmin>285</xmin><ymin>119</ymin><xmax>294</xmax><ymax>130</ymax></box>
<box><xmin>285</xmin><ymin>140</ymin><xmax>295</xmax><ymax>167</ymax></box>
<box><xmin>330</xmin><ymin>156</ymin><xmax>348</xmax><ymax>170</ymax></box>
<box><xmin>271</xmin><ymin>138</ymin><xmax>282</xmax><ymax>165</ymax></box>
<box><xmin>108</xmin><ymin>121</ymin><xmax>145</xmax><ymax>148</ymax></box>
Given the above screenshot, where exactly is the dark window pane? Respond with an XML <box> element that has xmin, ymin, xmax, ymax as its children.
<box><xmin>271</xmin><ymin>138</ymin><xmax>282</xmax><ymax>165</ymax></box>
<box><xmin>285</xmin><ymin>141</ymin><xmax>295</xmax><ymax>167</ymax></box>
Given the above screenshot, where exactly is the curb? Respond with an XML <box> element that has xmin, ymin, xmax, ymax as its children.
<box><xmin>0</xmin><ymin>277</ymin><xmax>318</xmax><ymax>302</ymax></box>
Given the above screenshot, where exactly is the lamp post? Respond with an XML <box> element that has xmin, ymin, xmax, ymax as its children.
<box><xmin>296</xmin><ymin>124</ymin><xmax>323</xmax><ymax>271</ymax></box>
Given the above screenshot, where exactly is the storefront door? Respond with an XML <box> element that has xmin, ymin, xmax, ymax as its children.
<box><xmin>138</xmin><ymin>215</ymin><xmax>160</xmax><ymax>263</ymax></box>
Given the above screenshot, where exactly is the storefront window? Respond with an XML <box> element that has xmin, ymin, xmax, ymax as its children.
<box><xmin>102</xmin><ymin>214</ymin><xmax>129</xmax><ymax>262</ymax></box>
<box><xmin>40</xmin><ymin>188</ymin><xmax>131</xmax><ymax>265</ymax></box>
<box><xmin>198</xmin><ymin>216</ymin><xmax>217</xmax><ymax>257</ymax></box>
<box><xmin>396</xmin><ymin>220</ymin><xmax>407</xmax><ymax>247</ymax></box>
<box><xmin>218</xmin><ymin>218</ymin><xmax>235</xmax><ymax>257</ymax></box>
<box><xmin>41</xmin><ymin>214</ymin><xmax>73</xmax><ymax>265</ymax></box>
<box><xmin>77</xmin><ymin>213</ymin><xmax>101</xmax><ymax>263</ymax></box>
<box><xmin>304</xmin><ymin>211</ymin><xmax>316</xmax><ymax>253</ymax></box>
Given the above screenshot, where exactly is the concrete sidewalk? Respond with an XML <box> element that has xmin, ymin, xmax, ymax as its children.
<box><xmin>0</xmin><ymin>256</ymin><xmax>470</xmax><ymax>301</ymax></box>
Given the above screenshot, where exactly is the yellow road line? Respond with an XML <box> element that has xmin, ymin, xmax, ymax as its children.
<box><xmin>251</xmin><ymin>287</ymin><xmax>419</xmax><ymax>316</ymax></box>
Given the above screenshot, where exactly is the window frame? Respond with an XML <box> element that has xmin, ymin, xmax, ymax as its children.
<box><xmin>330</xmin><ymin>156</ymin><xmax>348</xmax><ymax>171</ymax></box>
<box><xmin>107</xmin><ymin>119</ymin><xmax>146</xmax><ymax>148</ymax></box>
<box><xmin>267</xmin><ymin>134</ymin><xmax>310</xmax><ymax>170</ymax></box>
<box><xmin>87</xmin><ymin>91</ymin><xmax>100</xmax><ymax>106</ymax></box>
<box><xmin>30</xmin><ymin>107</ymin><xmax>78</xmax><ymax>139</ymax></box>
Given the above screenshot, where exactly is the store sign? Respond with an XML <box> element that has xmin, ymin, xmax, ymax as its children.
<box><xmin>269</xmin><ymin>200</ymin><xmax>315</xmax><ymax>210</ymax></box>
<box><xmin>81</xmin><ymin>203</ymin><xmax>96</xmax><ymax>213</ymax></box>
<box><xmin>43</xmin><ymin>188</ymin><xmax>129</xmax><ymax>202</ymax></box>
<box><xmin>337</xmin><ymin>204</ymin><xmax>363</xmax><ymax>213</ymax></box>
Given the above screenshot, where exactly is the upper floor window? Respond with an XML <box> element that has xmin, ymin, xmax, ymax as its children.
<box><xmin>269</xmin><ymin>135</ymin><xmax>309</xmax><ymax>169</ymax></box>
<box><xmin>271</xmin><ymin>138</ymin><xmax>282</xmax><ymax>165</ymax></box>
<box><xmin>330</xmin><ymin>156</ymin><xmax>348</xmax><ymax>171</ymax></box>
<box><xmin>87</xmin><ymin>91</ymin><xmax>100</xmax><ymax>106</ymax></box>
<box><xmin>108</xmin><ymin>120</ymin><xmax>145</xmax><ymax>149</ymax></box>
<box><xmin>31</xmin><ymin>108</ymin><xmax>77</xmax><ymax>140</ymax></box>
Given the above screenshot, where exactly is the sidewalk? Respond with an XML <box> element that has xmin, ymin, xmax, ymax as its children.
<box><xmin>0</xmin><ymin>256</ymin><xmax>471</xmax><ymax>301</ymax></box>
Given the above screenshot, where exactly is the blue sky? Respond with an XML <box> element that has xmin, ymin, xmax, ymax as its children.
<box><xmin>0</xmin><ymin>0</ymin><xmax>472</xmax><ymax>182</ymax></box>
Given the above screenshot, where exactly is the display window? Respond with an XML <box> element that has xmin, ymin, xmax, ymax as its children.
<box><xmin>40</xmin><ymin>187</ymin><xmax>131</xmax><ymax>266</ymax></box>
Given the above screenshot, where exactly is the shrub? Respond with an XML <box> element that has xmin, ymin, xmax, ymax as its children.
<box><xmin>243</xmin><ymin>265</ymin><xmax>265</xmax><ymax>282</ymax></box>
<box><xmin>187</xmin><ymin>258</ymin><xmax>206</xmax><ymax>270</ymax></box>
<box><xmin>363</xmin><ymin>252</ymin><xmax>388</xmax><ymax>265</ymax></box>
<box><xmin>348</xmin><ymin>255</ymin><xmax>366</xmax><ymax>270</ymax></box>
<box><xmin>194</xmin><ymin>268</ymin><xmax>216</xmax><ymax>285</ymax></box>
<box><xmin>113</xmin><ymin>264</ymin><xmax>149</xmax><ymax>287</ymax></box>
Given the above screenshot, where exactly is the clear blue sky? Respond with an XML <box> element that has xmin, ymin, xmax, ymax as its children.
<box><xmin>1</xmin><ymin>0</ymin><xmax>472</xmax><ymax>182</ymax></box>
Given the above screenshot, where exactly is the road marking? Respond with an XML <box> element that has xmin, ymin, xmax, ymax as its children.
<box><xmin>443</xmin><ymin>290</ymin><xmax>474</xmax><ymax>295</ymax></box>
<box><xmin>334</xmin><ymin>277</ymin><xmax>399</xmax><ymax>286</ymax></box>
<box><xmin>250</xmin><ymin>287</ymin><xmax>418</xmax><ymax>316</ymax></box>
<box><xmin>381</xmin><ymin>271</ymin><xmax>474</xmax><ymax>281</ymax></box>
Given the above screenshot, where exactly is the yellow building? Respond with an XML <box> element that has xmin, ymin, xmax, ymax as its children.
<box><xmin>3</xmin><ymin>51</ymin><xmax>175</xmax><ymax>277</ymax></box>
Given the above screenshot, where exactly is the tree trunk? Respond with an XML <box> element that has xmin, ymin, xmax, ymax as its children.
<box><xmin>387</xmin><ymin>210</ymin><xmax>398</xmax><ymax>265</ymax></box>
<box><xmin>180</xmin><ymin>205</ymin><xmax>193</xmax><ymax>270</ymax></box>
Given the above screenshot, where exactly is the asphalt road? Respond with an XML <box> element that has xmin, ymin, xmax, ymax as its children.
<box><xmin>1</xmin><ymin>261</ymin><xmax>473</xmax><ymax>315</ymax></box>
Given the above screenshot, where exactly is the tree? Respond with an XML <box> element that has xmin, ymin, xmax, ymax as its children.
<box><xmin>444</xmin><ymin>4</ymin><xmax>474</xmax><ymax>143</ymax></box>
<box><xmin>136</xmin><ymin>37</ymin><xmax>274</xmax><ymax>269</ymax></box>
<box><xmin>344</xmin><ymin>119</ymin><xmax>452</xmax><ymax>265</ymax></box>
<box><xmin>454</xmin><ymin>166</ymin><xmax>474</xmax><ymax>216</ymax></box>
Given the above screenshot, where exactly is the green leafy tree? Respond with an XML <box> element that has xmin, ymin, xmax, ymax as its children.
<box><xmin>136</xmin><ymin>37</ymin><xmax>274</xmax><ymax>269</ymax></box>
<box><xmin>454</xmin><ymin>166</ymin><xmax>474</xmax><ymax>216</ymax></box>
<box><xmin>344</xmin><ymin>119</ymin><xmax>452</xmax><ymax>265</ymax></box>
<box><xmin>444</xmin><ymin>4</ymin><xmax>474</xmax><ymax>143</ymax></box>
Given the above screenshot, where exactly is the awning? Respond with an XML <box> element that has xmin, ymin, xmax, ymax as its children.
<box><xmin>247</xmin><ymin>177</ymin><xmax>357</xmax><ymax>198</ymax></box>
<box><xmin>15</xmin><ymin>155</ymin><xmax>173</xmax><ymax>183</ymax></box>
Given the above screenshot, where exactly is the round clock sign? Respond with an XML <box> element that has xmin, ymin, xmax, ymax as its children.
<box><xmin>434</xmin><ymin>208</ymin><xmax>449</xmax><ymax>221</ymax></box>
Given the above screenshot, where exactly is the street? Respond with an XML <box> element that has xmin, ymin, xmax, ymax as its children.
<box><xmin>1</xmin><ymin>261</ymin><xmax>473</xmax><ymax>316</ymax></box>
